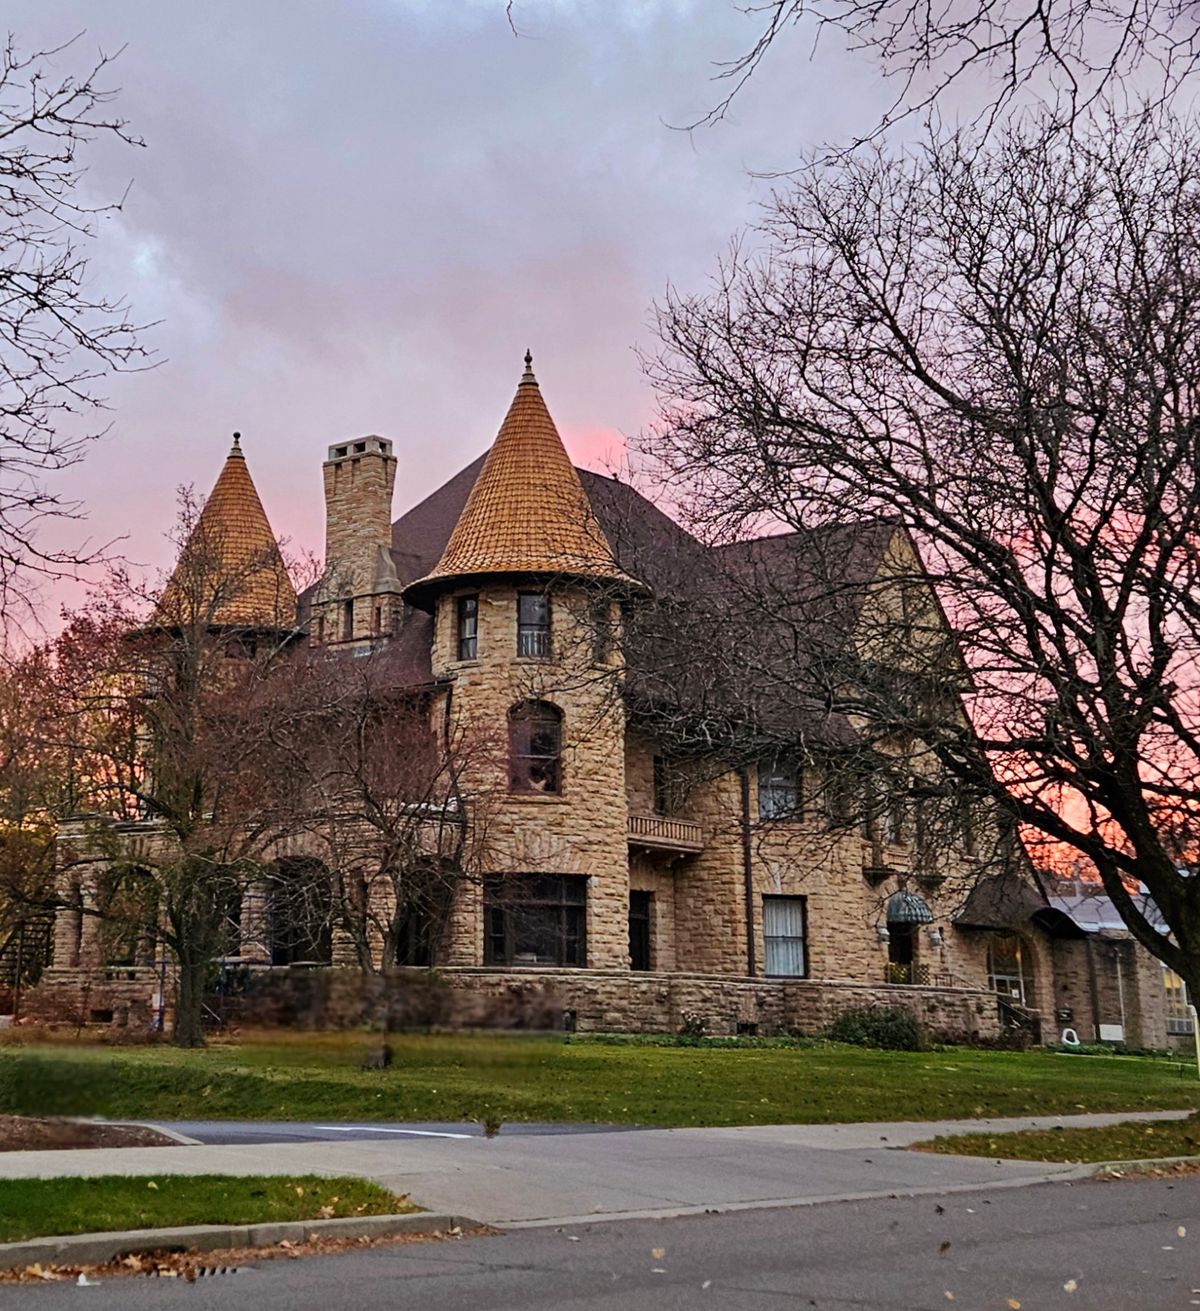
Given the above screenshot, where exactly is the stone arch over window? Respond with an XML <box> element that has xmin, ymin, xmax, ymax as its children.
<box><xmin>508</xmin><ymin>701</ymin><xmax>563</xmax><ymax>794</ymax></box>
<box><xmin>267</xmin><ymin>857</ymin><xmax>333</xmax><ymax>966</ymax></box>
<box><xmin>96</xmin><ymin>866</ymin><xmax>159</xmax><ymax>968</ymax></box>
<box><xmin>987</xmin><ymin>931</ymin><xmax>1035</xmax><ymax>1005</ymax></box>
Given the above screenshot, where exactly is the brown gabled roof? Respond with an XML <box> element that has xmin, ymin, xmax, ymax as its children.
<box><xmin>156</xmin><ymin>435</ymin><xmax>297</xmax><ymax>630</ymax></box>
<box><xmin>403</xmin><ymin>354</ymin><xmax>642</xmax><ymax>610</ymax></box>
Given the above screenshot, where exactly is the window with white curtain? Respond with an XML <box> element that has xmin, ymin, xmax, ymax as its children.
<box><xmin>763</xmin><ymin>895</ymin><xmax>807</xmax><ymax>977</ymax></box>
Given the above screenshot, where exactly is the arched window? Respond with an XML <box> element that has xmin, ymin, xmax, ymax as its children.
<box><xmin>988</xmin><ymin>933</ymin><xmax>1034</xmax><ymax>1005</ymax></box>
<box><xmin>267</xmin><ymin>858</ymin><xmax>333</xmax><ymax>966</ymax></box>
<box><xmin>97</xmin><ymin>867</ymin><xmax>159</xmax><ymax>968</ymax></box>
<box><xmin>509</xmin><ymin>701</ymin><xmax>562</xmax><ymax>794</ymax></box>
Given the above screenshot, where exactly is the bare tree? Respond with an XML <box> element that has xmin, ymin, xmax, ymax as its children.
<box><xmin>0</xmin><ymin>33</ymin><xmax>150</xmax><ymax>619</ymax></box>
<box><xmin>16</xmin><ymin>489</ymin><xmax>305</xmax><ymax>1045</ymax></box>
<box><xmin>683</xmin><ymin>0</ymin><xmax>1200</xmax><ymax>133</ymax></box>
<box><xmin>643</xmin><ymin>107</ymin><xmax>1200</xmax><ymax>996</ymax></box>
<box><xmin>279</xmin><ymin>647</ymin><xmax>502</xmax><ymax>978</ymax></box>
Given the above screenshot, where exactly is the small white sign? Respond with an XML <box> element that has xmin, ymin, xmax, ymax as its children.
<box><xmin>1098</xmin><ymin>1023</ymin><xmax>1125</xmax><ymax>1042</ymax></box>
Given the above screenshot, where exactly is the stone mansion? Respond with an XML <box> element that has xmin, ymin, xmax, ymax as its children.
<box><xmin>25</xmin><ymin>354</ymin><xmax>1193</xmax><ymax>1047</ymax></box>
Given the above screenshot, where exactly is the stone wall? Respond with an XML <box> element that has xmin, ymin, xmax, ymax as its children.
<box><xmin>438</xmin><ymin>967</ymin><xmax>1002</xmax><ymax>1042</ymax></box>
<box><xmin>1051</xmin><ymin>935</ymin><xmax>1185</xmax><ymax>1049</ymax></box>
<box><xmin>102</xmin><ymin>963</ymin><xmax>1000</xmax><ymax>1042</ymax></box>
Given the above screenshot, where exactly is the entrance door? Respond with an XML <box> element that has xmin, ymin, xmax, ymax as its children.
<box><xmin>888</xmin><ymin>922</ymin><xmax>915</xmax><ymax>967</ymax></box>
<box><xmin>629</xmin><ymin>891</ymin><xmax>652</xmax><ymax>971</ymax></box>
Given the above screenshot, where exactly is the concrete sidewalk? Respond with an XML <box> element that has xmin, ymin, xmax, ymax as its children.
<box><xmin>0</xmin><ymin>1111</ymin><xmax>1190</xmax><ymax>1226</ymax></box>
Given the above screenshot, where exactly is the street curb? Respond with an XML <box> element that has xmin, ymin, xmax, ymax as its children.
<box><xmin>0</xmin><ymin>1212</ymin><xmax>477</xmax><ymax>1270</ymax></box>
<box><xmin>70</xmin><ymin>1119</ymin><xmax>202</xmax><ymax>1147</ymax></box>
<box><xmin>1087</xmin><ymin>1153</ymin><xmax>1200</xmax><ymax>1177</ymax></box>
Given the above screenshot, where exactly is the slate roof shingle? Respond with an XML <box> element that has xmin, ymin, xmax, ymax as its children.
<box><xmin>403</xmin><ymin>356</ymin><xmax>642</xmax><ymax>609</ymax></box>
<box><xmin>157</xmin><ymin>437</ymin><xmax>297</xmax><ymax>630</ymax></box>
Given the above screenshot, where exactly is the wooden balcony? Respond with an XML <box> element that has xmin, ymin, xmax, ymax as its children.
<box><xmin>627</xmin><ymin>813</ymin><xmax>705</xmax><ymax>855</ymax></box>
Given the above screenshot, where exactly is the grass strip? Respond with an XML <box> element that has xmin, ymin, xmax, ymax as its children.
<box><xmin>0</xmin><ymin>1035</ymin><xmax>1196</xmax><ymax>1127</ymax></box>
<box><xmin>915</xmin><ymin>1112</ymin><xmax>1200</xmax><ymax>1163</ymax></box>
<box><xmin>0</xmin><ymin>1174</ymin><xmax>414</xmax><ymax>1244</ymax></box>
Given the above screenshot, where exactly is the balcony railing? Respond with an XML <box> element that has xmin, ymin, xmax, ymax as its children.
<box><xmin>627</xmin><ymin>813</ymin><xmax>705</xmax><ymax>855</ymax></box>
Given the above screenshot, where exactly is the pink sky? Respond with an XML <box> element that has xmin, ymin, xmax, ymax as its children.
<box><xmin>4</xmin><ymin>1</ymin><xmax>890</xmax><ymax>625</ymax></box>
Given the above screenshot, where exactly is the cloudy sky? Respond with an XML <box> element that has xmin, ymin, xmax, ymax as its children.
<box><xmin>10</xmin><ymin>0</ymin><xmax>888</xmax><ymax>607</ymax></box>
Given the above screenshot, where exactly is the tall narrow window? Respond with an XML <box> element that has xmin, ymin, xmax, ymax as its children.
<box><xmin>517</xmin><ymin>591</ymin><xmax>551</xmax><ymax>658</ymax></box>
<box><xmin>509</xmin><ymin>701</ymin><xmax>563</xmax><ymax>794</ymax></box>
<box><xmin>373</xmin><ymin>604</ymin><xmax>383</xmax><ymax>635</ymax></box>
<box><xmin>885</xmin><ymin>777</ymin><xmax>909</xmax><ymax>845</ymax></box>
<box><xmin>456</xmin><ymin>594</ymin><xmax>479</xmax><ymax>660</ymax></box>
<box><xmin>758</xmin><ymin>761</ymin><xmax>800</xmax><ymax>820</ymax></box>
<box><xmin>342</xmin><ymin>598</ymin><xmax>354</xmax><ymax>641</ymax></box>
<box><xmin>629</xmin><ymin>891</ymin><xmax>652</xmax><ymax>970</ymax></box>
<box><xmin>653</xmin><ymin>756</ymin><xmax>674</xmax><ymax>816</ymax></box>
<box><xmin>315</xmin><ymin>614</ymin><xmax>326</xmax><ymax>645</ymax></box>
<box><xmin>763</xmin><ymin>895</ymin><xmax>807</xmax><ymax>977</ymax></box>
<box><xmin>959</xmin><ymin>797</ymin><xmax>979</xmax><ymax>857</ymax></box>
<box><xmin>590</xmin><ymin>597</ymin><xmax>613</xmax><ymax>663</ymax></box>
<box><xmin>1164</xmin><ymin>967</ymin><xmax>1194</xmax><ymax>1035</ymax></box>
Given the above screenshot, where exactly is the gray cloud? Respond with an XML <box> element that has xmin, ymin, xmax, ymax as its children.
<box><xmin>6</xmin><ymin>0</ymin><xmax>885</xmax><ymax>603</ymax></box>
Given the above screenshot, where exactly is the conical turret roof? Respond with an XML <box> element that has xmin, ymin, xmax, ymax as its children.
<box><xmin>404</xmin><ymin>353</ymin><xmax>642</xmax><ymax>610</ymax></box>
<box><xmin>156</xmin><ymin>435</ymin><xmax>297</xmax><ymax>630</ymax></box>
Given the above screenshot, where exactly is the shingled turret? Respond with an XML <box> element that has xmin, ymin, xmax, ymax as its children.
<box><xmin>403</xmin><ymin>352</ymin><xmax>642</xmax><ymax>610</ymax></box>
<box><xmin>156</xmin><ymin>434</ymin><xmax>297</xmax><ymax>631</ymax></box>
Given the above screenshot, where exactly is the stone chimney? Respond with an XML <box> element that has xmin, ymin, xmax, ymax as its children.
<box><xmin>315</xmin><ymin>435</ymin><xmax>401</xmax><ymax>644</ymax></box>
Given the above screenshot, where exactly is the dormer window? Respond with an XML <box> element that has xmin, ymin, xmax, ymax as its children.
<box><xmin>517</xmin><ymin>591</ymin><xmax>551</xmax><ymax>658</ymax></box>
<box><xmin>456</xmin><ymin>594</ymin><xmax>479</xmax><ymax>660</ymax></box>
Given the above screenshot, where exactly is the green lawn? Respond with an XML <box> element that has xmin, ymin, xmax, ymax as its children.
<box><xmin>0</xmin><ymin>1035</ymin><xmax>1195</xmax><ymax>1127</ymax></box>
<box><xmin>0</xmin><ymin>1174</ymin><xmax>412</xmax><ymax>1244</ymax></box>
<box><xmin>915</xmin><ymin>1112</ymin><xmax>1200</xmax><ymax>1163</ymax></box>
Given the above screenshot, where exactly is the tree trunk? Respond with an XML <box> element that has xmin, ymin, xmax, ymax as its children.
<box><xmin>172</xmin><ymin>953</ymin><xmax>208</xmax><ymax>1048</ymax></box>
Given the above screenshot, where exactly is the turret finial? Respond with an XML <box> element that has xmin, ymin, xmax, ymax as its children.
<box><xmin>521</xmin><ymin>348</ymin><xmax>536</xmax><ymax>385</ymax></box>
<box><xmin>231</xmin><ymin>431</ymin><xmax>243</xmax><ymax>456</ymax></box>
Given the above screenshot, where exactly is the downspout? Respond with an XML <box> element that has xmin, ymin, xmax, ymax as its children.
<box><xmin>1084</xmin><ymin>934</ymin><xmax>1102</xmax><ymax>1042</ymax></box>
<box><xmin>740</xmin><ymin>769</ymin><xmax>756</xmax><ymax>977</ymax></box>
<box><xmin>1114</xmin><ymin>946</ymin><xmax>1127</xmax><ymax>1038</ymax></box>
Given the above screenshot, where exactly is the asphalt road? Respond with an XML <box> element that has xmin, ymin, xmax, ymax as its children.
<box><xmin>10</xmin><ymin>1175</ymin><xmax>1200</xmax><ymax>1310</ymax></box>
<box><xmin>159</xmin><ymin>1120</ymin><xmax>638</xmax><ymax>1144</ymax></box>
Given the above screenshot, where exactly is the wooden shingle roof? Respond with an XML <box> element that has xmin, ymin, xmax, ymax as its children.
<box><xmin>403</xmin><ymin>354</ymin><xmax>643</xmax><ymax>609</ymax></box>
<box><xmin>156</xmin><ymin>436</ymin><xmax>297</xmax><ymax>630</ymax></box>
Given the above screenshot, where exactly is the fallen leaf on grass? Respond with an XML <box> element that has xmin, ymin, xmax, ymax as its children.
<box><xmin>146</xmin><ymin>1181</ymin><xmax>158</xmax><ymax>1190</ymax></box>
<box><xmin>317</xmin><ymin>1206</ymin><xmax>335</xmax><ymax>1219</ymax></box>
<box><xmin>294</xmin><ymin>1186</ymin><xmax>305</xmax><ymax>1197</ymax></box>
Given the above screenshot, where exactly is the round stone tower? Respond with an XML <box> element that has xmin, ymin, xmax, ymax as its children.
<box><xmin>404</xmin><ymin>353</ymin><xmax>645</xmax><ymax>970</ymax></box>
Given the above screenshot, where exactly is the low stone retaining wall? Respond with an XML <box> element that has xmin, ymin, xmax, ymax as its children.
<box><xmin>22</xmin><ymin>963</ymin><xmax>1003</xmax><ymax>1043</ymax></box>
<box><xmin>439</xmin><ymin>968</ymin><xmax>1003</xmax><ymax>1042</ymax></box>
